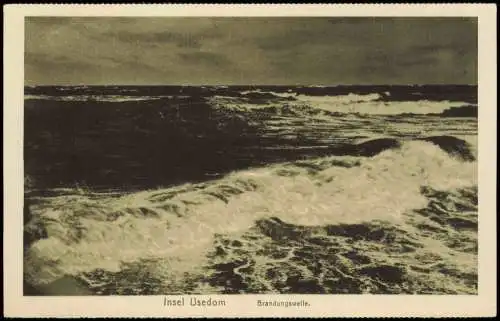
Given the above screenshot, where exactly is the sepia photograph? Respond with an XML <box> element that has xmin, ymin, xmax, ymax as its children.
<box><xmin>3</xmin><ymin>4</ymin><xmax>497</xmax><ymax>318</ymax></box>
<box><xmin>23</xmin><ymin>15</ymin><xmax>480</xmax><ymax>296</ymax></box>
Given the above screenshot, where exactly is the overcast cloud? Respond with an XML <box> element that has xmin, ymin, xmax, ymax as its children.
<box><xmin>25</xmin><ymin>17</ymin><xmax>477</xmax><ymax>85</ymax></box>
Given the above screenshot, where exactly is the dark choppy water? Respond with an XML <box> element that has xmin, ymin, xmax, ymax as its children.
<box><xmin>23</xmin><ymin>85</ymin><xmax>478</xmax><ymax>295</ymax></box>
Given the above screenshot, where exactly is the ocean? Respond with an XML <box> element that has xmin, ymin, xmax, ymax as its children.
<box><xmin>23</xmin><ymin>85</ymin><xmax>478</xmax><ymax>295</ymax></box>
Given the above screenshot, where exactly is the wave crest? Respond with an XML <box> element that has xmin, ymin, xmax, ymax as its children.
<box><xmin>208</xmin><ymin>93</ymin><xmax>473</xmax><ymax>116</ymax></box>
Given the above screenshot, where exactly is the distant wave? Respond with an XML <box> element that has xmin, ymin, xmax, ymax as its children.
<box><xmin>24</xmin><ymin>86</ymin><xmax>477</xmax><ymax>117</ymax></box>
<box><xmin>24</xmin><ymin>137</ymin><xmax>477</xmax><ymax>295</ymax></box>
<box><xmin>208</xmin><ymin>93</ymin><xmax>475</xmax><ymax>116</ymax></box>
<box><xmin>24</xmin><ymin>95</ymin><xmax>177</xmax><ymax>102</ymax></box>
<box><xmin>24</xmin><ymin>85</ymin><xmax>478</xmax><ymax>105</ymax></box>
<box><xmin>26</xmin><ymin>92</ymin><xmax>477</xmax><ymax>118</ymax></box>
<box><xmin>294</xmin><ymin>92</ymin><xmax>382</xmax><ymax>104</ymax></box>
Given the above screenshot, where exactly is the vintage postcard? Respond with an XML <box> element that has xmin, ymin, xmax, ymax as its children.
<box><xmin>3</xmin><ymin>4</ymin><xmax>497</xmax><ymax>318</ymax></box>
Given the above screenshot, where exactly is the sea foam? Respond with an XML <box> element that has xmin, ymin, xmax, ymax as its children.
<box><xmin>24</xmin><ymin>139</ymin><xmax>477</xmax><ymax>288</ymax></box>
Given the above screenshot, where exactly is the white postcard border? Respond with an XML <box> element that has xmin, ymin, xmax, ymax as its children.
<box><xmin>3</xmin><ymin>4</ymin><xmax>497</xmax><ymax>318</ymax></box>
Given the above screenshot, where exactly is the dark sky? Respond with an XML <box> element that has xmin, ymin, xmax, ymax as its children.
<box><xmin>25</xmin><ymin>17</ymin><xmax>477</xmax><ymax>85</ymax></box>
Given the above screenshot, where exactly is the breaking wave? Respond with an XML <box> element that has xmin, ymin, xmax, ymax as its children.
<box><xmin>24</xmin><ymin>137</ymin><xmax>477</xmax><ymax>294</ymax></box>
<box><xmin>207</xmin><ymin>93</ymin><xmax>474</xmax><ymax>116</ymax></box>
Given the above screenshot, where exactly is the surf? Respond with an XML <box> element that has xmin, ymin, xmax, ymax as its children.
<box><xmin>24</xmin><ymin>137</ymin><xmax>477</xmax><ymax>294</ymax></box>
